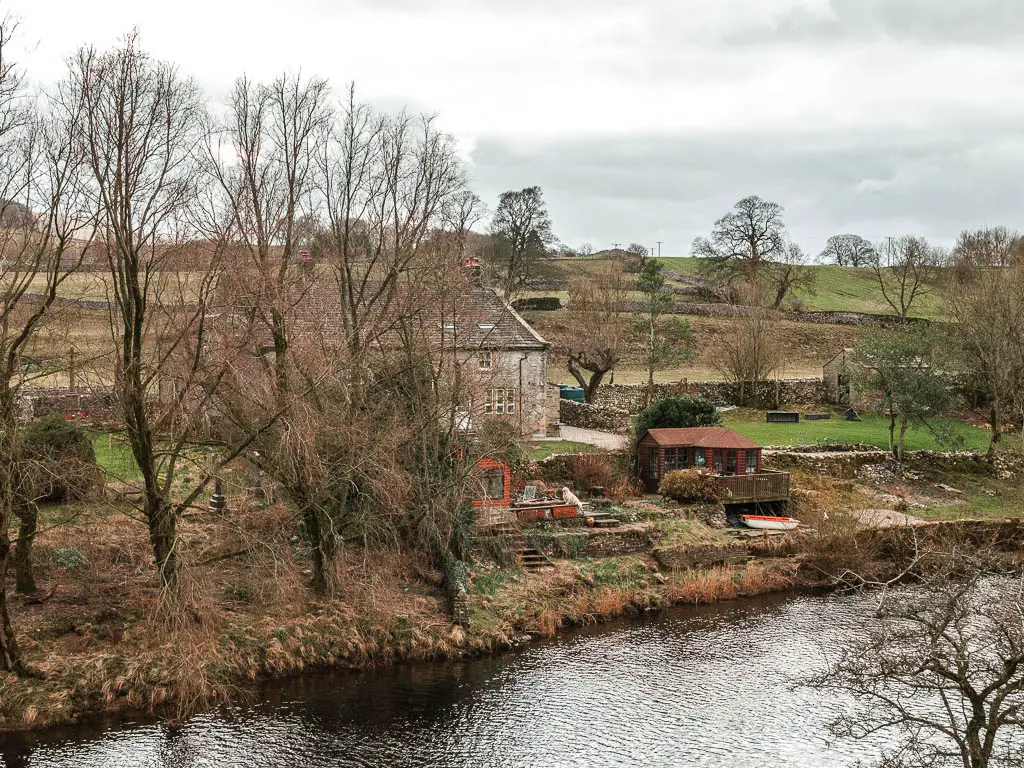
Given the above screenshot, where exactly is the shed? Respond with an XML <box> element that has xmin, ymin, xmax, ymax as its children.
<box><xmin>637</xmin><ymin>427</ymin><xmax>790</xmax><ymax>505</ymax></box>
<box><xmin>637</xmin><ymin>427</ymin><xmax>763</xmax><ymax>492</ymax></box>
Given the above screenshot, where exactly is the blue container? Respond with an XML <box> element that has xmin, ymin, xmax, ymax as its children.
<box><xmin>559</xmin><ymin>385</ymin><xmax>585</xmax><ymax>403</ymax></box>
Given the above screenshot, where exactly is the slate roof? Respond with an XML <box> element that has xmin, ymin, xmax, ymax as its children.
<box><xmin>290</xmin><ymin>283</ymin><xmax>548</xmax><ymax>351</ymax></box>
<box><xmin>639</xmin><ymin>427</ymin><xmax>762</xmax><ymax>450</ymax></box>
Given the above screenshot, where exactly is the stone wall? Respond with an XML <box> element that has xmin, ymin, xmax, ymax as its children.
<box><xmin>18</xmin><ymin>386</ymin><xmax>119</xmax><ymax>424</ymax></box>
<box><xmin>558</xmin><ymin>399</ymin><xmax>631</xmax><ymax>433</ymax></box>
<box><xmin>590</xmin><ymin>378</ymin><xmax>827</xmax><ymax>413</ymax></box>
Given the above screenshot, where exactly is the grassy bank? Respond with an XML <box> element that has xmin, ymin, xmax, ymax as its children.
<box><xmin>0</xmin><ymin>496</ymin><xmax>803</xmax><ymax>733</ymax></box>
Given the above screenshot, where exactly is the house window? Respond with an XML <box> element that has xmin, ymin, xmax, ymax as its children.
<box><xmin>726</xmin><ymin>450</ymin><xmax>737</xmax><ymax>475</ymax></box>
<box><xmin>485</xmin><ymin>388</ymin><xmax>516</xmax><ymax>415</ymax></box>
<box><xmin>712</xmin><ymin>451</ymin><xmax>723</xmax><ymax>474</ymax></box>
<box><xmin>478</xmin><ymin>350</ymin><xmax>492</xmax><ymax>370</ymax></box>
<box><xmin>746</xmin><ymin>452</ymin><xmax>758</xmax><ymax>474</ymax></box>
<box><xmin>694</xmin><ymin>449</ymin><xmax>706</xmax><ymax>468</ymax></box>
<box><xmin>650</xmin><ymin>450</ymin><xmax>659</xmax><ymax>479</ymax></box>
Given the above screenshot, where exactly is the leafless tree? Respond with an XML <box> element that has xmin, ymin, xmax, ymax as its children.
<box><xmin>766</xmin><ymin>241</ymin><xmax>816</xmax><ymax>310</ymax></box>
<box><xmin>692</xmin><ymin>195</ymin><xmax>787</xmax><ymax>283</ymax></box>
<box><xmin>0</xmin><ymin>15</ymin><xmax>97</xmax><ymax>672</ymax></box>
<box><xmin>63</xmin><ymin>34</ymin><xmax>220</xmax><ymax>591</ymax></box>
<box><xmin>810</xmin><ymin>542</ymin><xmax>1024</xmax><ymax>768</ymax></box>
<box><xmin>947</xmin><ymin>250</ymin><xmax>1024</xmax><ymax>456</ymax></box>
<box><xmin>487</xmin><ymin>185</ymin><xmax>555</xmax><ymax>298</ymax></box>
<box><xmin>712</xmin><ymin>283</ymin><xmax>783</xmax><ymax>406</ymax></box>
<box><xmin>873</xmin><ymin>235</ymin><xmax>940</xmax><ymax>320</ymax></box>
<box><xmin>820</xmin><ymin>233</ymin><xmax>878</xmax><ymax>267</ymax></box>
<box><xmin>952</xmin><ymin>227</ymin><xmax>1023</xmax><ymax>274</ymax></box>
<box><xmin>566</xmin><ymin>260</ymin><xmax>628</xmax><ymax>403</ymax></box>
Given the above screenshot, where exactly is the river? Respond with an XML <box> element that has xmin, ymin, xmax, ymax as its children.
<box><xmin>2</xmin><ymin>590</ymin><xmax>890</xmax><ymax>767</ymax></box>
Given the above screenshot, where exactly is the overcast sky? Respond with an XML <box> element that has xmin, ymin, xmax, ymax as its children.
<box><xmin>7</xmin><ymin>0</ymin><xmax>1024</xmax><ymax>256</ymax></box>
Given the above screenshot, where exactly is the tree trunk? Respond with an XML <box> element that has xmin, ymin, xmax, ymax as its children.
<box><xmin>12</xmin><ymin>502</ymin><xmax>37</xmax><ymax>595</ymax></box>
<box><xmin>888</xmin><ymin>409</ymin><xmax>897</xmax><ymax>459</ymax></box>
<box><xmin>146</xmin><ymin>496</ymin><xmax>178</xmax><ymax>588</ymax></box>
<box><xmin>0</xmin><ymin>529</ymin><xmax>22</xmax><ymax>673</ymax></box>
<box><xmin>987</xmin><ymin>402</ymin><xmax>1001</xmax><ymax>459</ymax></box>
<box><xmin>896</xmin><ymin>418</ymin><xmax>909</xmax><ymax>463</ymax></box>
<box><xmin>646</xmin><ymin>368</ymin><xmax>655</xmax><ymax>407</ymax></box>
<box><xmin>583</xmin><ymin>368</ymin><xmax>609</xmax><ymax>404</ymax></box>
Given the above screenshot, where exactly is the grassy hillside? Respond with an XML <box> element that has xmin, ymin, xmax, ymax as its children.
<box><xmin>654</xmin><ymin>257</ymin><xmax>945</xmax><ymax>319</ymax></box>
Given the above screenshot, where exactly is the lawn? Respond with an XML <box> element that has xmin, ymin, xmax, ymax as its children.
<box><xmin>721</xmin><ymin>410</ymin><xmax>994</xmax><ymax>453</ymax></box>
<box><xmin>89</xmin><ymin>430</ymin><xmax>141</xmax><ymax>480</ymax></box>
<box><xmin>526</xmin><ymin>440</ymin><xmax>599</xmax><ymax>460</ymax></box>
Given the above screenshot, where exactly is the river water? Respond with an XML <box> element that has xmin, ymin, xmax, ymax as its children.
<box><xmin>2</xmin><ymin>590</ymin><xmax>890</xmax><ymax>767</ymax></box>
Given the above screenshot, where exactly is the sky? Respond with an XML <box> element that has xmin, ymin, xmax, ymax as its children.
<box><xmin>6</xmin><ymin>0</ymin><xmax>1024</xmax><ymax>256</ymax></box>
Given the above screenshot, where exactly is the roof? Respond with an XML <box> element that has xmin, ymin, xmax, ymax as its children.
<box><xmin>639</xmin><ymin>427</ymin><xmax>762</xmax><ymax>450</ymax></box>
<box><xmin>824</xmin><ymin>348</ymin><xmax>853</xmax><ymax>367</ymax></box>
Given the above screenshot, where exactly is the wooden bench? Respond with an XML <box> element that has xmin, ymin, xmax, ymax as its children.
<box><xmin>766</xmin><ymin>411</ymin><xmax>800</xmax><ymax>423</ymax></box>
<box><xmin>803</xmin><ymin>413</ymin><xmax>832</xmax><ymax>421</ymax></box>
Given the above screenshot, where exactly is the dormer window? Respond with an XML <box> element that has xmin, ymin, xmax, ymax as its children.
<box><xmin>477</xmin><ymin>322</ymin><xmax>496</xmax><ymax>331</ymax></box>
<box><xmin>441</xmin><ymin>322</ymin><xmax>456</xmax><ymax>332</ymax></box>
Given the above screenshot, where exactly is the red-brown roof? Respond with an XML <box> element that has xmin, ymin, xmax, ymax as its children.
<box><xmin>639</xmin><ymin>427</ymin><xmax>761</xmax><ymax>450</ymax></box>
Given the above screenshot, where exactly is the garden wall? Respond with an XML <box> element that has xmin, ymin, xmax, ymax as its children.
<box><xmin>17</xmin><ymin>386</ymin><xmax>119</xmax><ymax>424</ymax></box>
<box><xmin>589</xmin><ymin>379</ymin><xmax>827</xmax><ymax>413</ymax></box>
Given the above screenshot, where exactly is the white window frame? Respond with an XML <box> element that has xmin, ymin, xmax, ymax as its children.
<box><xmin>478</xmin><ymin>350</ymin><xmax>492</xmax><ymax>370</ymax></box>
<box><xmin>485</xmin><ymin>387</ymin><xmax>516</xmax><ymax>415</ymax></box>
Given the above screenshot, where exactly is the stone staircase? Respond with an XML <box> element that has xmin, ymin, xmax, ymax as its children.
<box><xmin>585</xmin><ymin>510</ymin><xmax>620</xmax><ymax>529</ymax></box>
<box><xmin>516</xmin><ymin>546</ymin><xmax>555</xmax><ymax>570</ymax></box>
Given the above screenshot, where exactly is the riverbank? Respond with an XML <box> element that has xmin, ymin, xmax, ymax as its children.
<box><xmin>4</xmin><ymin>447</ymin><xmax>1023</xmax><ymax>735</ymax></box>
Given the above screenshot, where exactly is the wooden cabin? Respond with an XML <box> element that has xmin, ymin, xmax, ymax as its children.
<box><xmin>637</xmin><ymin>427</ymin><xmax>789</xmax><ymax>505</ymax></box>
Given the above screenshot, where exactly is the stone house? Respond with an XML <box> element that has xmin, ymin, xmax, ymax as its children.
<box><xmin>822</xmin><ymin>348</ymin><xmax>854</xmax><ymax>404</ymax></box>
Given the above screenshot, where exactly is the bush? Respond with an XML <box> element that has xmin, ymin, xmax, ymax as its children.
<box><xmin>658</xmin><ymin>469</ymin><xmax>725</xmax><ymax>504</ymax></box>
<box><xmin>635</xmin><ymin>396</ymin><xmax>721</xmax><ymax>439</ymax></box>
<box><xmin>19</xmin><ymin>416</ymin><xmax>101</xmax><ymax>502</ymax></box>
<box><xmin>511</xmin><ymin>296</ymin><xmax>562</xmax><ymax>311</ymax></box>
<box><xmin>54</xmin><ymin>546</ymin><xmax>90</xmax><ymax>571</ymax></box>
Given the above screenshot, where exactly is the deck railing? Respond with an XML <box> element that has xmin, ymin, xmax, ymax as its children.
<box><xmin>718</xmin><ymin>471</ymin><xmax>790</xmax><ymax>503</ymax></box>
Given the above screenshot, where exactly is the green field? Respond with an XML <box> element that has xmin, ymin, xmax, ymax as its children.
<box><xmin>721</xmin><ymin>410</ymin><xmax>993</xmax><ymax>452</ymax></box>
<box><xmin>655</xmin><ymin>258</ymin><xmax>945</xmax><ymax>319</ymax></box>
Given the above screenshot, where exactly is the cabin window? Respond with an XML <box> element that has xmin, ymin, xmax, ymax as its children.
<box><xmin>478</xmin><ymin>350</ymin><xmax>492</xmax><ymax>370</ymax></box>
<box><xmin>650</xmin><ymin>450</ymin><xmax>659</xmax><ymax>479</ymax></box>
<box><xmin>665</xmin><ymin>448</ymin><xmax>677</xmax><ymax>471</ymax></box>
<box><xmin>694</xmin><ymin>449</ymin><xmax>706</xmax><ymax>468</ymax></box>
<box><xmin>485</xmin><ymin>388</ymin><xmax>515</xmax><ymax>415</ymax></box>
<box><xmin>726</xmin><ymin>450</ymin><xmax>737</xmax><ymax>475</ymax></box>
<box><xmin>712</xmin><ymin>451</ymin><xmax>723</xmax><ymax>473</ymax></box>
<box><xmin>745</xmin><ymin>452</ymin><xmax>757</xmax><ymax>474</ymax></box>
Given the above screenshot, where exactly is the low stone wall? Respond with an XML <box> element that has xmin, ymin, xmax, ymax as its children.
<box><xmin>18</xmin><ymin>386</ymin><xmax>119</xmax><ymax>423</ymax></box>
<box><xmin>558</xmin><ymin>399</ymin><xmax>631</xmax><ymax>433</ymax></box>
<box><xmin>764</xmin><ymin>448</ymin><xmax>1024</xmax><ymax>481</ymax></box>
<box><xmin>590</xmin><ymin>379</ymin><xmax>827</xmax><ymax>413</ymax></box>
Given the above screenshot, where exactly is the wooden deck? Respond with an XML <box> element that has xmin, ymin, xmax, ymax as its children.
<box><xmin>719</xmin><ymin>471</ymin><xmax>790</xmax><ymax>503</ymax></box>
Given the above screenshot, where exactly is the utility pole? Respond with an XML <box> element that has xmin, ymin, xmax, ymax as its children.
<box><xmin>612</xmin><ymin>242</ymin><xmax>621</xmax><ymax>250</ymax></box>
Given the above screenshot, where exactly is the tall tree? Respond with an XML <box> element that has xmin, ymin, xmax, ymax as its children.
<box><xmin>65</xmin><ymin>35</ymin><xmax>211</xmax><ymax>590</ymax></box>
<box><xmin>633</xmin><ymin>258</ymin><xmax>696</xmax><ymax>404</ymax></box>
<box><xmin>947</xmin><ymin>242</ymin><xmax>1024</xmax><ymax>456</ymax></box>
<box><xmin>872</xmin><ymin>235</ymin><xmax>940</xmax><ymax>320</ymax></box>
<box><xmin>692</xmin><ymin>195</ymin><xmax>786</xmax><ymax>283</ymax></box>
<box><xmin>819</xmin><ymin>233</ymin><xmax>878</xmax><ymax>267</ymax></box>
<box><xmin>566</xmin><ymin>260</ymin><xmax>628</xmax><ymax>403</ymax></box>
<box><xmin>487</xmin><ymin>185</ymin><xmax>554</xmax><ymax>297</ymax></box>
<box><xmin>711</xmin><ymin>283</ymin><xmax>782</xmax><ymax>407</ymax></box>
<box><xmin>849</xmin><ymin>327</ymin><xmax>951</xmax><ymax>461</ymax></box>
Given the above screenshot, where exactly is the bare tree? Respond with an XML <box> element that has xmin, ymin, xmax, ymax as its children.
<box><xmin>487</xmin><ymin>185</ymin><xmax>554</xmax><ymax>297</ymax></box>
<box><xmin>873</xmin><ymin>235</ymin><xmax>940</xmax><ymax>320</ymax></box>
<box><xmin>64</xmin><ymin>34</ymin><xmax>213</xmax><ymax>590</ymax></box>
<box><xmin>766</xmin><ymin>241</ymin><xmax>816</xmax><ymax>310</ymax></box>
<box><xmin>566</xmin><ymin>260</ymin><xmax>628</xmax><ymax>403</ymax></box>
<box><xmin>692</xmin><ymin>195</ymin><xmax>786</xmax><ymax>283</ymax></box>
<box><xmin>952</xmin><ymin>227</ymin><xmax>1023</xmax><ymax>273</ymax></box>
<box><xmin>820</xmin><ymin>233</ymin><xmax>878</xmax><ymax>267</ymax></box>
<box><xmin>712</xmin><ymin>283</ymin><xmax>783</xmax><ymax>406</ymax></box>
<box><xmin>810</xmin><ymin>542</ymin><xmax>1024</xmax><ymax>768</ymax></box>
<box><xmin>948</xmin><ymin>250</ymin><xmax>1024</xmax><ymax>457</ymax></box>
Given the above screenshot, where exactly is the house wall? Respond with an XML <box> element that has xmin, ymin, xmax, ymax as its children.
<box><xmin>464</xmin><ymin>348</ymin><xmax>551</xmax><ymax>436</ymax></box>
